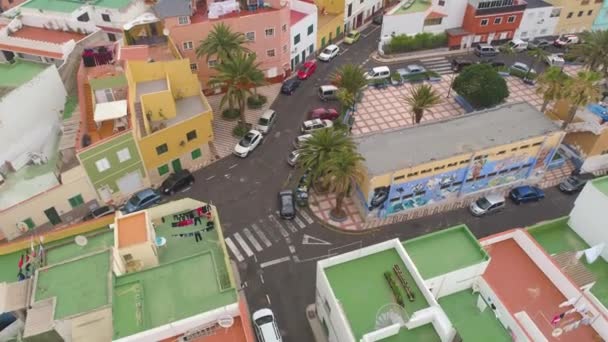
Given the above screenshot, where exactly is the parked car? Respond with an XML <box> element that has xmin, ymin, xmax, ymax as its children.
<box><xmin>451</xmin><ymin>58</ymin><xmax>474</xmax><ymax>72</ymax></box>
<box><xmin>479</xmin><ymin>59</ymin><xmax>506</xmax><ymax>68</ymax></box>
<box><xmin>297</xmin><ymin>60</ymin><xmax>317</xmax><ymax>80</ymax></box>
<box><xmin>509</xmin><ymin>185</ymin><xmax>545</xmax><ymax>204</ymax></box>
<box><xmin>233</xmin><ymin>130</ymin><xmax>263</xmax><ymax>158</ymax></box>
<box><xmin>318</xmin><ymin>44</ymin><xmax>340</xmax><ymax>61</ymax></box>
<box><xmin>301</xmin><ymin>119</ymin><xmax>333</xmax><ymax>133</ymax></box>
<box><xmin>293</xmin><ymin>134</ymin><xmax>312</xmax><ymax>149</ymax></box>
<box><xmin>474</xmin><ymin>43</ymin><xmax>499</xmax><ymax>57</ymax></box>
<box><xmin>160</xmin><ymin>169</ymin><xmax>195</xmax><ymax>195</ymax></box>
<box><xmin>559</xmin><ymin>175</ymin><xmax>592</xmax><ymax>194</ymax></box>
<box><xmin>287</xmin><ymin>150</ymin><xmax>300</xmax><ymax>167</ymax></box>
<box><xmin>309</xmin><ymin>107</ymin><xmax>339</xmax><ymax>121</ymax></box>
<box><xmin>506</xmin><ymin>39</ymin><xmax>528</xmax><ymax>52</ymax></box>
<box><xmin>122</xmin><ymin>188</ymin><xmax>161</xmax><ymax>214</ymax></box>
<box><xmin>281</xmin><ymin>78</ymin><xmax>301</xmax><ymax>95</ymax></box>
<box><xmin>528</xmin><ymin>38</ymin><xmax>551</xmax><ymax>50</ymax></box>
<box><xmin>318</xmin><ymin>85</ymin><xmax>339</xmax><ymax>101</ymax></box>
<box><xmin>372</xmin><ymin>15</ymin><xmax>383</xmax><ymax>25</ymax></box>
<box><xmin>344</xmin><ymin>30</ymin><xmax>361</xmax><ymax>44</ymax></box>
<box><xmin>469</xmin><ymin>194</ymin><xmax>505</xmax><ymax>216</ymax></box>
<box><xmin>83</xmin><ymin>205</ymin><xmax>115</xmax><ymax>221</ymax></box>
<box><xmin>252</xmin><ymin>308</ymin><xmax>283</xmax><ymax>342</ymax></box>
<box><xmin>397</xmin><ymin>64</ymin><xmax>427</xmax><ymax>79</ymax></box>
<box><xmin>554</xmin><ymin>34</ymin><xmax>580</xmax><ymax>48</ymax></box>
<box><xmin>546</xmin><ymin>53</ymin><xmax>565</xmax><ymax>67</ymax></box>
<box><xmin>365</xmin><ymin>66</ymin><xmax>391</xmax><ymax>80</ymax></box>
<box><xmin>278</xmin><ymin>190</ymin><xmax>296</xmax><ymax>219</ymax></box>
<box><xmin>510</xmin><ymin>62</ymin><xmax>535</xmax><ymax>74</ymax></box>
<box><xmin>255</xmin><ymin>109</ymin><xmax>277</xmax><ymax>134</ymax></box>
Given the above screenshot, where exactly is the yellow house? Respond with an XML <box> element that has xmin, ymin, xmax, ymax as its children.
<box><xmin>315</xmin><ymin>0</ymin><xmax>345</xmax><ymax>48</ymax></box>
<box><xmin>354</xmin><ymin>103</ymin><xmax>564</xmax><ymax>221</ymax></box>
<box><xmin>544</xmin><ymin>0</ymin><xmax>603</xmax><ymax>34</ymax></box>
<box><xmin>125</xmin><ymin>59</ymin><xmax>214</xmax><ymax>185</ymax></box>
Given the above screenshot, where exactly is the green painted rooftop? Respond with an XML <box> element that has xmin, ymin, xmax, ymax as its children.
<box><xmin>22</xmin><ymin>0</ymin><xmax>132</xmax><ymax>12</ymax></box>
<box><xmin>592</xmin><ymin>175</ymin><xmax>608</xmax><ymax>196</ymax></box>
<box><xmin>0</xmin><ymin>60</ymin><xmax>47</xmax><ymax>90</ymax></box>
<box><xmin>324</xmin><ymin>247</ymin><xmax>433</xmax><ymax>341</ymax></box>
<box><xmin>528</xmin><ymin>217</ymin><xmax>608</xmax><ymax>309</ymax></box>
<box><xmin>393</xmin><ymin>0</ymin><xmax>431</xmax><ymax>14</ymax></box>
<box><xmin>403</xmin><ymin>225</ymin><xmax>489</xmax><ymax>279</ymax></box>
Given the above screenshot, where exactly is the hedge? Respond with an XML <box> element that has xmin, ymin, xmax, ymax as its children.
<box><xmin>384</xmin><ymin>32</ymin><xmax>447</xmax><ymax>54</ymax></box>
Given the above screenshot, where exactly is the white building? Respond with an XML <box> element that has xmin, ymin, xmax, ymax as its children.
<box><xmin>345</xmin><ymin>0</ymin><xmax>382</xmax><ymax>32</ymax></box>
<box><xmin>290</xmin><ymin>0</ymin><xmax>317</xmax><ymax>69</ymax></box>
<box><xmin>381</xmin><ymin>0</ymin><xmax>467</xmax><ymax>38</ymax></box>
<box><xmin>513</xmin><ymin>0</ymin><xmax>560</xmax><ymax>40</ymax></box>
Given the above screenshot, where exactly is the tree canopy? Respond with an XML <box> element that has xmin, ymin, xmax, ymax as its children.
<box><xmin>452</xmin><ymin>64</ymin><xmax>509</xmax><ymax>109</ymax></box>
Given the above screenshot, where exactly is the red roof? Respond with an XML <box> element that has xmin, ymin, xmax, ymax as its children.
<box><xmin>10</xmin><ymin>26</ymin><xmax>86</xmax><ymax>44</ymax></box>
<box><xmin>118</xmin><ymin>45</ymin><xmax>151</xmax><ymax>61</ymax></box>
<box><xmin>290</xmin><ymin>10</ymin><xmax>307</xmax><ymax>25</ymax></box>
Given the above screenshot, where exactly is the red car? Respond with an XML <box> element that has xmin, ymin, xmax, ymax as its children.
<box><xmin>309</xmin><ymin>107</ymin><xmax>339</xmax><ymax>121</ymax></box>
<box><xmin>297</xmin><ymin>60</ymin><xmax>317</xmax><ymax>80</ymax></box>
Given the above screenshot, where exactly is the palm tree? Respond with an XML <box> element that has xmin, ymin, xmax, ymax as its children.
<box><xmin>336</xmin><ymin>88</ymin><xmax>356</xmax><ymax>113</ymax></box>
<box><xmin>208</xmin><ymin>51</ymin><xmax>265</xmax><ymax>124</ymax></box>
<box><xmin>322</xmin><ymin>148</ymin><xmax>366</xmax><ymax>219</ymax></box>
<box><xmin>561</xmin><ymin>70</ymin><xmax>602</xmax><ymax>129</ymax></box>
<box><xmin>332</xmin><ymin>64</ymin><xmax>368</xmax><ymax>97</ymax></box>
<box><xmin>536</xmin><ymin>66</ymin><xmax>569</xmax><ymax>112</ymax></box>
<box><xmin>525</xmin><ymin>47</ymin><xmax>549</xmax><ymax>80</ymax></box>
<box><xmin>196</xmin><ymin>22</ymin><xmax>250</xmax><ymax>62</ymax></box>
<box><xmin>403</xmin><ymin>84</ymin><xmax>441</xmax><ymax>124</ymax></box>
<box><xmin>569</xmin><ymin>30</ymin><xmax>608</xmax><ymax>73</ymax></box>
<box><xmin>298</xmin><ymin>127</ymin><xmax>355</xmax><ymax>190</ymax></box>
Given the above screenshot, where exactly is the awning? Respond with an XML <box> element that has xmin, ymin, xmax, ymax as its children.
<box><xmin>123</xmin><ymin>12</ymin><xmax>160</xmax><ymax>31</ymax></box>
<box><xmin>94</xmin><ymin>100</ymin><xmax>128</xmax><ymax>123</ymax></box>
<box><xmin>426</xmin><ymin>11</ymin><xmax>447</xmax><ymax>19</ymax></box>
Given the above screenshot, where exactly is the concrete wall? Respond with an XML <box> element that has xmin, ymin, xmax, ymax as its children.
<box><xmin>381</xmin><ymin>11</ymin><xmax>426</xmax><ymax>37</ymax></box>
<box><xmin>424</xmin><ymin>260</ymin><xmax>490</xmax><ymax>299</ymax></box>
<box><xmin>569</xmin><ymin>180</ymin><xmax>608</xmax><ymax>261</ymax></box>
<box><xmin>345</xmin><ymin>0</ymin><xmax>382</xmax><ymax>32</ymax></box>
<box><xmin>514</xmin><ymin>6</ymin><xmax>559</xmax><ymax>40</ymax></box>
<box><xmin>290</xmin><ymin>0</ymin><xmax>317</xmax><ymax>67</ymax></box>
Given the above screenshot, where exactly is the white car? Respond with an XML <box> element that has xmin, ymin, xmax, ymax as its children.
<box><xmin>546</xmin><ymin>53</ymin><xmax>565</xmax><ymax>67</ymax></box>
<box><xmin>233</xmin><ymin>130</ymin><xmax>262</xmax><ymax>158</ymax></box>
<box><xmin>253</xmin><ymin>308</ymin><xmax>282</xmax><ymax>342</ymax></box>
<box><xmin>287</xmin><ymin>150</ymin><xmax>300</xmax><ymax>167</ymax></box>
<box><xmin>318</xmin><ymin>44</ymin><xmax>339</xmax><ymax>61</ymax></box>
<box><xmin>301</xmin><ymin>119</ymin><xmax>333</xmax><ymax>133</ymax></box>
<box><xmin>255</xmin><ymin>109</ymin><xmax>276</xmax><ymax>134</ymax></box>
<box><xmin>293</xmin><ymin>134</ymin><xmax>312</xmax><ymax>149</ymax></box>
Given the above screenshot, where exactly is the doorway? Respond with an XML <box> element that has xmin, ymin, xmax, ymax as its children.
<box><xmin>44</xmin><ymin>207</ymin><xmax>62</xmax><ymax>225</ymax></box>
<box><xmin>172</xmin><ymin>158</ymin><xmax>182</xmax><ymax>172</ymax></box>
<box><xmin>356</xmin><ymin>13</ymin><xmax>364</xmax><ymax>28</ymax></box>
<box><xmin>301</xmin><ymin>50</ymin><xmax>306</xmax><ymax>63</ymax></box>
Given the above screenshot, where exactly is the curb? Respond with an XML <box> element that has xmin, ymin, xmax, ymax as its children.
<box><xmin>371</xmin><ymin>49</ymin><xmax>472</xmax><ymax>64</ymax></box>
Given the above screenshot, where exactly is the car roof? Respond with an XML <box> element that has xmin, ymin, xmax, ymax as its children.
<box><xmin>304</xmin><ymin>119</ymin><xmax>323</xmax><ymax>125</ymax></box>
<box><xmin>320</xmin><ymin>85</ymin><xmax>338</xmax><ymax>91</ymax></box>
<box><xmin>261</xmin><ymin>109</ymin><xmax>275</xmax><ymax>119</ymax></box>
<box><xmin>512</xmin><ymin>62</ymin><xmax>527</xmax><ymax>67</ymax></box>
<box><xmin>280</xmin><ymin>190</ymin><xmax>294</xmax><ymax>195</ymax></box>
<box><xmin>135</xmin><ymin>188</ymin><xmax>155</xmax><ymax>198</ymax></box>
<box><xmin>247</xmin><ymin>129</ymin><xmax>262</xmax><ymax>136</ymax></box>
<box><xmin>407</xmin><ymin>64</ymin><xmax>424</xmax><ymax>69</ymax></box>
<box><xmin>326</xmin><ymin>44</ymin><xmax>338</xmax><ymax>49</ymax></box>
<box><xmin>297</xmin><ymin>134</ymin><xmax>312</xmax><ymax>141</ymax></box>
<box><xmin>303</xmin><ymin>60</ymin><xmax>315</xmax><ymax>67</ymax></box>
<box><xmin>371</xmin><ymin>65</ymin><xmax>390</xmax><ymax>71</ymax></box>
<box><xmin>253</xmin><ymin>308</ymin><xmax>274</xmax><ymax>321</ymax></box>
<box><xmin>484</xmin><ymin>193</ymin><xmax>505</xmax><ymax>203</ymax></box>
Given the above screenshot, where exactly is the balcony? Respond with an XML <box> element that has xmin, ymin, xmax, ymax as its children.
<box><xmin>190</xmin><ymin>0</ymin><xmax>278</xmax><ymax>24</ymax></box>
<box><xmin>475</xmin><ymin>0</ymin><xmax>527</xmax><ymax>16</ymax></box>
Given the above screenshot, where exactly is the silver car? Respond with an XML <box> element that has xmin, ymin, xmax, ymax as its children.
<box><xmin>287</xmin><ymin>150</ymin><xmax>300</xmax><ymax>167</ymax></box>
<box><xmin>469</xmin><ymin>194</ymin><xmax>505</xmax><ymax>216</ymax></box>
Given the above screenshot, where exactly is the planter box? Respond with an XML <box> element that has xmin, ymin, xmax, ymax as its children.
<box><xmin>428</xmin><ymin>76</ymin><xmax>442</xmax><ymax>82</ymax></box>
<box><xmin>498</xmin><ymin>71</ymin><xmax>510</xmax><ymax>77</ymax></box>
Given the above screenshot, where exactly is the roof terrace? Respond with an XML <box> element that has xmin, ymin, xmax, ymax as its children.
<box><xmin>391</xmin><ymin>0</ymin><xmax>431</xmax><ymax>15</ymax></box>
<box><xmin>0</xmin><ymin>59</ymin><xmax>47</xmax><ymax>92</ymax></box>
<box><xmin>22</xmin><ymin>0</ymin><xmax>132</xmax><ymax>12</ymax></box>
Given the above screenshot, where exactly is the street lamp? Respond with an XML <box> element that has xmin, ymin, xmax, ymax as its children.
<box><xmin>446</xmin><ymin>72</ymin><xmax>456</xmax><ymax>98</ymax></box>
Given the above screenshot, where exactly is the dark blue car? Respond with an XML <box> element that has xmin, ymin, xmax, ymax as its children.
<box><xmin>281</xmin><ymin>79</ymin><xmax>301</xmax><ymax>95</ymax></box>
<box><xmin>509</xmin><ymin>185</ymin><xmax>545</xmax><ymax>204</ymax></box>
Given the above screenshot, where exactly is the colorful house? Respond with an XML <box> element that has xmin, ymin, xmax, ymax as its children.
<box><xmin>354</xmin><ymin>102</ymin><xmax>564</xmax><ymax>220</ymax></box>
<box><xmin>315</xmin><ymin>0</ymin><xmax>345</xmax><ymax>48</ymax></box>
<box><xmin>543</xmin><ymin>0</ymin><xmax>603</xmax><ymax>34</ymax></box>
<box><xmin>290</xmin><ymin>0</ymin><xmax>317</xmax><ymax>69</ymax></box>
<box><xmin>125</xmin><ymin>59</ymin><xmax>215</xmax><ymax>186</ymax></box>
<box><xmin>380</xmin><ymin>0</ymin><xmax>467</xmax><ymax>38</ymax></box>
<box><xmin>593</xmin><ymin>0</ymin><xmax>608</xmax><ymax>31</ymax></box>
<box><xmin>446</xmin><ymin>0</ymin><xmax>526</xmax><ymax>49</ymax></box>
<box><xmin>513</xmin><ymin>0</ymin><xmax>560</xmax><ymax>41</ymax></box>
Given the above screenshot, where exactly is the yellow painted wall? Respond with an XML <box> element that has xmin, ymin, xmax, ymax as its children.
<box><xmin>141</xmin><ymin>91</ymin><xmax>177</xmax><ymax>121</ymax></box>
<box><xmin>317</xmin><ymin>14</ymin><xmax>345</xmax><ymax>49</ymax></box>
<box><xmin>546</xmin><ymin>0</ymin><xmax>602</xmax><ymax>34</ymax></box>
<box><xmin>316</xmin><ymin>0</ymin><xmax>344</xmax><ymax>15</ymax></box>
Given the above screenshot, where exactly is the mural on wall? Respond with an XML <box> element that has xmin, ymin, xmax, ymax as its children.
<box><xmin>460</xmin><ymin>153</ymin><xmax>534</xmax><ymax>194</ymax></box>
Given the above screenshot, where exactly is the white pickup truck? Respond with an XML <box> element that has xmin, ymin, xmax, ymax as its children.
<box><xmin>546</xmin><ymin>53</ymin><xmax>565</xmax><ymax>67</ymax></box>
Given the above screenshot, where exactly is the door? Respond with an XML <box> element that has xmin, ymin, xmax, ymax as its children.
<box><xmin>321</xmin><ymin>37</ymin><xmax>326</xmax><ymax>47</ymax></box>
<box><xmin>356</xmin><ymin>13</ymin><xmax>364</xmax><ymax>28</ymax></box>
<box><xmin>44</xmin><ymin>207</ymin><xmax>62</xmax><ymax>225</ymax></box>
<box><xmin>117</xmin><ymin>172</ymin><xmax>144</xmax><ymax>196</ymax></box>
<box><xmin>301</xmin><ymin>50</ymin><xmax>306</xmax><ymax>63</ymax></box>
<box><xmin>487</xmin><ymin>32</ymin><xmax>495</xmax><ymax>44</ymax></box>
<box><xmin>172</xmin><ymin>158</ymin><xmax>182</xmax><ymax>172</ymax></box>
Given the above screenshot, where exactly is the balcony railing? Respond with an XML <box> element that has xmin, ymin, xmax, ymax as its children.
<box><xmin>475</xmin><ymin>0</ymin><xmax>526</xmax><ymax>16</ymax></box>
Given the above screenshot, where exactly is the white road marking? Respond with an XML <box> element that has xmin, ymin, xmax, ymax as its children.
<box><xmin>206</xmin><ymin>175</ymin><xmax>215</xmax><ymax>180</ymax></box>
<box><xmin>224</xmin><ymin>237</ymin><xmax>244</xmax><ymax>262</ymax></box>
<box><xmin>252</xmin><ymin>223</ymin><xmax>272</xmax><ymax>247</ymax></box>
<box><xmin>266</xmin><ymin>294</ymin><xmax>272</xmax><ymax>305</ymax></box>
<box><xmin>294</xmin><ymin>215</ymin><xmax>306</xmax><ymax>229</ymax></box>
<box><xmin>260</xmin><ymin>256</ymin><xmax>291</xmax><ymax>268</ymax></box>
<box><xmin>228</xmin><ymin>163</ymin><xmax>238</xmax><ymax>169</ymax></box>
<box><xmin>243</xmin><ymin>228</ymin><xmax>263</xmax><ymax>252</ymax></box>
<box><xmin>285</xmin><ymin>220</ymin><xmax>298</xmax><ymax>233</ymax></box>
<box><xmin>302</xmin><ymin>234</ymin><xmax>332</xmax><ymax>245</ymax></box>
<box><xmin>299</xmin><ymin>211</ymin><xmax>314</xmax><ymax>224</ymax></box>
<box><xmin>289</xmin><ymin>245</ymin><xmax>296</xmax><ymax>254</ymax></box>
<box><xmin>259</xmin><ymin>219</ymin><xmax>280</xmax><ymax>243</ymax></box>
<box><xmin>234</xmin><ymin>232</ymin><xmax>254</xmax><ymax>257</ymax></box>
<box><xmin>268</xmin><ymin>215</ymin><xmax>290</xmax><ymax>238</ymax></box>
<box><xmin>260</xmin><ymin>274</ymin><xmax>265</xmax><ymax>284</ymax></box>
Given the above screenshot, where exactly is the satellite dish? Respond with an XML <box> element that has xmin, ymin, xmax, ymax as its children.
<box><xmin>75</xmin><ymin>235</ymin><xmax>88</xmax><ymax>247</ymax></box>
<box><xmin>217</xmin><ymin>315</ymin><xmax>234</xmax><ymax>328</ymax></box>
<box><xmin>16</xmin><ymin>222</ymin><xmax>28</xmax><ymax>233</ymax></box>
<box><xmin>163</xmin><ymin>28</ymin><xmax>170</xmax><ymax>36</ymax></box>
<box><xmin>375</xmin><ymin>303</ymin><xmax>409</xmax><ymax>330</ymax></box>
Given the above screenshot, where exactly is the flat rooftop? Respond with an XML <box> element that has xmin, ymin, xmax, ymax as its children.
<box><xmin>290</xmin><ymin>10</ymin><xmax>307</xmax><ymax>25</ymax></box>
<box><xmin>22</xmin><ymin>0</ymin><xmax>132</xmax><ymax>12</ymax></box>
<box><xmin>135</xmin><ymin>79</ymin><xmax>168</xmax><ymax>100</ymax></box>
<box><xmin>528</xmin><ymin>217</ymin><xmax>608</xmax><ymax>309</ymax></box>
<box><xmin>592</xmin><ymin>176</ymin><xmax>608</xmax><ymax>196</ymax></box>
<box><xmin>392</xmin><ymin>0</ymin><xmax>431</xmax><ymax>14</ymax></box>
<box><xmin>324</xmin><ymin>247</ymin><xmax>438</xmax><ymax>341</ymax></box>
<box><xmin>116</xmin><ymin>212</ymin><xmax>148</xmax><ymax>248</ymax></box>
<box><xmin>403</xmin><ymin>225</ymin><xmax>489</xmax><ymax>279</ymax></box>
<box><xmin>9</xmin><ymin>25</ymin><xmax>86</xmax><ymax>44</ymax></box>
<box><xmin>0</xmin><ymin>60</ymin><xmax>47</xmax><ymax>91</ymax></box>
<box><xmin>356</xmin><ymin>102</ymin><xmax>559</xmax><ymax>176</ymax></box>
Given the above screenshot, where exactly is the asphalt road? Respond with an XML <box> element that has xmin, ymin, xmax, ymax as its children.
<box><xmin>171</xmin><ymin>28</ymin><xmax>579</xmax><ymax>342</ymax></box>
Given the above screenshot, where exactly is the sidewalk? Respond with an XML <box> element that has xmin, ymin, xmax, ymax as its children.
<box><xmin>306</xmin><ymin>304</ymin><xmax>329</xmax><ymax>342</ymax></box>
<box><xmin>371</xmin><ymin>47</ymin><xmax>472</xmax><ymax>64</ymax></box>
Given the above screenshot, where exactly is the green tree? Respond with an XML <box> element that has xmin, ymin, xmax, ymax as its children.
<box><xmin>569</xmin><ymin>30</ymin><xmax>608</xmax><ymax>73</ymax></box>
<box><xmin>403</xmin><ymin>84</ymin><xmax>441</xmax><ymax>124</ymax></box>
<box><xmin>452</xmin><ymin>64</ymin><xmax>509</xmax><ymax>109</ymax></box>
<box><xmin>208</xmin><ymin>51</ymin><xmax>265</xmax><ymax>124</ymax></box>
<box><xmin>336</xmin><ymin>88</ymin><xmax>356</xmax><ymax>113</ymax></box>
<box><xmin>322</xmin><ymin>148</ymin><xmax>366</xmax><ymax>219</ymax></box>
<box><xmin>536</xmin><ymin>66</ymin><xmax>569</xmax><ymax>112</ymax></box>
<box><xmin>331</xmin><ymin>64</ymin><xmax>368</xmax><ymax>98</ymax></box>
<box><xmin>525</xmin><ymin>47</ymin><xmax>549</xmax><ymax>79</ymax></box>
<box><xmin>196</xmin><ymin>22</ymin><xmax>250</xmax><ymax>62</ymax></box>
<box><xmin>561</xmin><ymin>70</ymin><xmax>602</xmax><ymax>129</ymax></box>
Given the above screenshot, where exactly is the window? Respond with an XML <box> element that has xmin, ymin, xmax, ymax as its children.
<box><xmin>421</xmin><ymin>168</ymin><xmax>432</xmax><ymax>174</ymax></box>
<box><xmin>480</xmin><ymin>18</ymin><xmax>489</xmax><ymax>26</ymax></box>
<box><xmin>178</xmin><ymin>16</ymin><xmax>189</xmax><ymax>25</ymax></box>
<box><xmin>309</xmin><ymin>44</ymin><xmax>314</xmax><ymax>53</ymax></box>
<box><xmin>520</xmin><ymin>144</ymin><xmax>530</xmax><ymax>149</ymax></box>
<box><xmin>494</xmin><ymin>17</ymin><xmax>502</xmax><ymax>24</ymax></box>
<box><xmin>208</xmin><ymin>59</ymin><xmax>218</xmax><ymax>67</ymax></box>
<box><xmin>578</xmin><ymin>11</ymin><xmax>584</xmax><ymax>17</ymax></box>
<box><xmin>407</xmin><ymin>172</ymin><xmax>418</xmax><ymax>177</ymax></box>
<box><xmin>474</xmin><ymin>156</ymin><xmax>482</xmax><ymax>160</ymax></box>
<box><xmin>434</xmin><ymin>165</ymin><xmax>445</xmax><ymax>171</ymax></box>
<box><xmin>294</xmin><ymin>34</ymin><xmax>301</xmax><ymax>45</ymax></box>
<box><xmin>182</xmin><ymin>41</ymin><xmax>193</xmax><ymax>50</ymax></box>
<box><xmin>394</xmin><ymin>175</ymin><xmax>405</xmax><ymax>181</ymax></box>
<box><xmin>124</xmin><ymin>254</ymin><xmax>133</xmax><ymax>261</ymax></box>
<box><xmin>95</xmin><ymin>158</ymin><xmax>111</xmax><ymax>172</ymax></box>
<box><xmin>77</xmin><ymin>12</ymin><xmax>90</xmax><ymax>22</ymax></box>
<box><xmin>499</xmin><ymin>169</ymin><xmax>509</xmax><ymax>174</ymax></box>
<box><xmin>511</xmin><ymin>147</ymin><xmax>518</xmax><ymax>151</ymax></box>
<box><xmin>283</xmin><ymin>45</ymin><xmax>288</xmax><ymax>53</ymax></box>
<box><xmin>588</xmin><ymin>10</ymin><xmax>593</xmax><ymax>16</ymax></box>
<box><xmin>108</xmin><ymin>33</ymin><xmax>117</xmax><ymax>42</ymax></box>
<box><xmin>532</xmin><ymin>141</ymin><xmax>542</xmax><ymax>146</ymax></box>
<box><xmin>245</xmin><ymin>31</ymin><xmax>255</xmax><ymax>41</ymax></box>
<box><xmin>402</xmin><ymin>194</ymin><xmax>413</xmax><ymax>200</ymax></box>
<box><xmin>582</xmin><ymin>0</ymin><xmax>590</xmax><ymax>4</ymax></box>
<box><xmin>117</xmin><ymin>148</ymin><xmax>131</xmax><ymax>162</ymax></box>
<box><xmin>158</xmin><ymin>164</ymin><xmax>169</xmax><ymax>176</ymax></box>
<box><xmin>510</xmin><ymin>166</ymin><xmax>520</xmax><ymax>172</ymax></box>
<box><xmin>567</xmin><ymin>12</ymin><xmax>573</xmax><ymax>18</ymax></box>
<box><xmin>459</xmin><ymin>160</ymin><xmax>469</xmax><ymax>165</ymax></box>
<box><xmin>360</xmin><ymin>0</ymin><xmax>363</xmax><ymax>4</ymax></box>
<box><xmin>453</xmin><ymin>181</ymin><xmax>463</xmax><ymax>187</ymax></box>
<box><xmin>348</xmin><ymin>3</ymin><xmax>352</xmax><ymax>17</ymax></box>
<box><xmin>507</xmin><ymin>15</ymin><xmax>516</xmax><ymax>23</ymax></box>
<box><xmin>497</xmin><ymin>150</ymin><xmax>506</xmax><ymax>155</ymax></box>
<box><xmin>523</xmin><ymin>163</ymin><xmax>533</xmax><ymax>168</ymax></box>
<box><xmin>390</xmin><ymin>197</ymin><xmax>401</xmax><ymax>203</ymax></box>
<box><xmin>488</xmin><ymin>172</ymin><xmax>497</xmax><ymax>177</ymax></box>
<box><xmin>447</xmin><ymin>162</ymin><xmax>458</xmax><ymax>167</ymax></box>
<box><xmin>438</xmin><ymin>0</ymin><xmax>445</xmax><ymax>5</ymax></box>
<box><xmin>265</xmin><ymin>28</ymin><xmax>275</xmax><ymax>37</ymax></box>
<box><xmin>23</xmin><ymin>218</ymin><xmax>35</xmax><ymax>229</ymax></box>
<box><xmin>308</xmin><ymin>25</ymin><xmax>314</xmax><ymax>35</ymax></box>
<box><xmin>101</xmin><ymin>13</ymin><xmax>111</xmax><ymax>22</ymax></box>
<box><xmin>550</xmin><ymin>8</ymin><xmax>561</xmax><ymax>17</ymax></box>
<box><xmin>190</xmin><ymin>63</ymin><xmax>198</xmax><ymax>71</ymax></box>
<box><xmin>191</xmin><ymin>148</ymin><xmax>202</xmax><ymax>160</ymax></box>
<box><xmin>266</xmin><ymin>49</ymin><xmax>276</xmax><ymax>57</ymax></box>
<box><xmin>186</xmin><ymin>130</ymin><xmax>197</xmax><ymax>141</ymax></box>
<box><xmin>68</xmin><ymin>194</ymin><xmax>84</xmax><ymax>208</ymax></box>
<box><xmin>156</xmin><ymin>143</ymin><xmax>168</xmax><ymax>155</ymax></box>
<box><xmin>424</xmin><ymin>17</ymin><xmax>442</xmax><ymax>26</ymax></box>
<box><xmin>282</xmin><ymin>24</ymin><xmax>287</xmax><ymax>32</ymax></box>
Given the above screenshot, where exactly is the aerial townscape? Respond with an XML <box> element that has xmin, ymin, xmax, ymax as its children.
<box><xmin>2</xmin><ymin>0</ymin><xmax>608</xmax><ymax>341</ymax></box>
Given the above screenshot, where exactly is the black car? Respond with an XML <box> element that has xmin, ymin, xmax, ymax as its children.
<box><xmin>278</xmin><ymin>190</ymin><xmax>296</xmax><ymax>219</ymax></box>
<box><xmin>83</xmin><ymin>205</ymin><xmax>115</xmax><ymax>221</ymax></box>
<box><xmin>559</xmin><ymin>174</ymin><xmax>593</xmax><ymax>194</ymax></box>
<box><xmin>160</xmin><ymin>169</ymin><xmax>195</xmax><ymax>195</ymax></box>
<box><xmin>281</xmin><ymin>78</ymin><xmax>301</xmax><ymax>95</ymax></box>
<box><xmin>372</xmin><ymin>15</ymin><xmax>383</xmax><ymax>25</ymax></box>
<box><xmin>451</xmin><ymin>58</ymin><xmax>474</xmax><ymax>72</ymax></box>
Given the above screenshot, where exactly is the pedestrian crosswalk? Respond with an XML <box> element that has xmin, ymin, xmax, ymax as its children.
<box><xmin>224</xmin><ymin>211</ymin><xmax>315</xmax><ymax>262</ymax></box>
<box><xmin>420</xmin><ymin>56</ymin><xmax>453</xmax><ymax>75</ymax></box>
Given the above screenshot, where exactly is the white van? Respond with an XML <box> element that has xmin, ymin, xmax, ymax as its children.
<box><xmin>318</xmin><ymin>85</ymin><xmax>338</xmax><ymax>101</ymax></box>
<box><xmin>365</xmin><ymin>66</ymin><xmax>391</xmax><ymax>80</ymax></box>
<box><xmin>255</xmin><ymin>109</ymin><xmax>276</xmax><ymax>134</ymax></box>
<box><xmin>474</xmin><ymin>44</ymin><xmax>499</xmax><ymax>57</ymax></box>
<box><xmin>253</xmin><ymin>308</ymin><xmax>282</xmax><ymax>342</ymax></box>
<box><xmin>507</xmin><ymin>39</ymin><xmax>528</xmax><ymax>52</ymax></box>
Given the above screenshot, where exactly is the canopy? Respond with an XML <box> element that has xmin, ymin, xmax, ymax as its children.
<box><xmin>123</xmin><ymin>12</ymin><xmax>160</xmax><ymax>31</ymax></box>
<box><xmin>94</xmin><ymin>100</ymin><xmax>127</xmax><ymax>123</ymax></box>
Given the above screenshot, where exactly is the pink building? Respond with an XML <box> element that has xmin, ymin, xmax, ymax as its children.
<box><xmin>154</xmin><ymin>0</ymin><xmax>291</xmax><ymax>90</ymax></box>
<box><xmin>0</xmin><ymin>0</ymin><xmax>26</xmax><ymax>12</ymax></box>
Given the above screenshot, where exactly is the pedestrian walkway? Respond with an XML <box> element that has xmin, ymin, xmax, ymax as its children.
<box><xmin>419</xmin><ymin>56</ymin><xmax>453</xmax><ymax>75</ymax></box>
<box><xmin>223</xmin><ymin>210</ymin><xmax>315</xmax><ymax>262</ymax></box>
<box><xmin>309</xmin><ymin>191</ymin><xmax>364</xmax><ymax>231</ymax></box>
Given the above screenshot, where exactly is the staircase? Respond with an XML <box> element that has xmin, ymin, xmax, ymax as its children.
<box><xmin>84</xmin><ymin>82</ymin><xmax>96</xmax><ymax>134</ymax></box>
<box><xmin>420</xmin><ymin>56</ymin><xmax>453</xmax><ymax>75</ymax></box>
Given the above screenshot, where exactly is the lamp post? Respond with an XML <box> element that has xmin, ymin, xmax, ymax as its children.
<box><xmin>446</xmin><ymin>72</ymin><xmax>456</xmax><ymax>98</ymax></box>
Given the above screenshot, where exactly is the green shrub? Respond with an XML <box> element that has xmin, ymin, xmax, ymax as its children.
<box><xmin>404</xmin><ymin>73</ymin><xmax>428</xmax><ymax>83</ymax></box>
<box><xmin>222</xmin><ymin>108</ymin><xmax>241</xmax><ymax>120</ymax></box>
<box><xmin>391</xmin><ymin>71</ymin><xmax>402</xmax><ymax>82</ymax></box>
<box><xmin>385</xmin><ymin>32</ymin><xmax>447</xmax><ymax>54</ymax></box>
<box><xmin>452</xmin><ymin>64</ymin><xmax>509</xmax><ymax>109</ymax></box>
<box><xmin>232</xmin><ymin>121</ymin><xmax>250</xmax><ymax>137</ymax></box>
<box><xmin>247</xmin><ymin>94</ymin><xmax>267</xmax><ymax>109</ymax></box>
<box><xmin>426</xmin><ymin>70</ymin><xmax>440</xmax><ymax>79</ymax></box>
